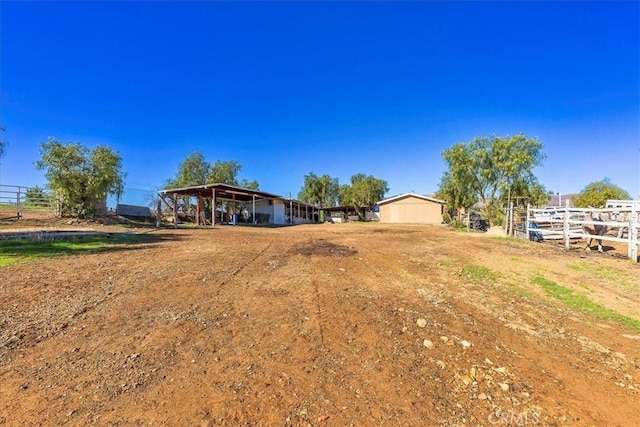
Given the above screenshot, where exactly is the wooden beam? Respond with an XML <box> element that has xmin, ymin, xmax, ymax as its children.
<box><xmin>227</xmin><ymin>190</ymin><xmax>251</xmax><ymax>196</ymax></box>
<box><xmin>212</xmin><ymin>188</ymin><xmax>216</xmax><ymax>227</ymax></box>
<box><xmin>196</xmin><ymin>195</ymin><xmax>202</xmax><ymax>226</ymax></box>
<box><xmin>172</xmin><ymin>193</ymin><xmax>178</xmax><ymax>228</ymax></box>
<box><xmin>156</xmin><ymin>200</ymin><xmax>161</xmax><ymax>227</ymax></box>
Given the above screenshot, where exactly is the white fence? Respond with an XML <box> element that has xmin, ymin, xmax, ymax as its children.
<box><xmin>0</xmin><ymin>184</ymin><xmax>59</xmax><ymax>219</ymax></box>
<box><xmin>526</xmin><ymin>202</ymin><xmax>639</xmax><ymax>262</ymax></box>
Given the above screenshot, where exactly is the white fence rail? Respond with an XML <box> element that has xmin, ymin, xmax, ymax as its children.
<box><xmin>526</xmin><ymin>202</ymin><xmax>640</xmax><ymax>262</ymax></box>
<box><xmin>0</xmin><ymin>184</ymin><xmax>59</xmax><ymax>219</ymax></box>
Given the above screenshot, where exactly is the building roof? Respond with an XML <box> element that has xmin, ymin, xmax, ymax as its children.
<box><xmin>160</xmin><ymin>183</ymin><xmax>282</xmax><ymax>202</ymax></box>
<box><xmin>377</xmin><ymin>192</ymin><xmax>445</xmax><ymax>206</ymax></box>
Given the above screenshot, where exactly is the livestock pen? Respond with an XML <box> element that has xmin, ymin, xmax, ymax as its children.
<box><xmin>524</xmin><ymin>202</ymin><xmax>639</xmax><ymax>262</ymax></box>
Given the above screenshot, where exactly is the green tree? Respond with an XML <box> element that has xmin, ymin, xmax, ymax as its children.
<box><xmin>573</xmin><ymin>178</ymin><xmax>631</xmax><ymax>208</ymax></box>
<box><xmin>298</xmin><ymin>172</ymin><xmax>340</xmax><ymax>209</ymax></box>
<box><xmin>440</xmin><ymin>133</ymin><xmax>545</xmax><ymax>225</ymax></box>
<box><xmin>25</xmin><ymin>185</ymin><xmax>50</xmax><ymax>207</ymax></box>
<box><xmin>504</xmin><ymin>177</ymin><xmax>550</xmax><ymax>208</ymax></box>
<box><xmin>437</xmin><ymin>171</ymin><xmax>476</xmax><ymax>222</ymax></box>
<box><xmin>339</xmin><ymin>173</ymin><xmax>389</xmax><ymax>221</ymax></box>
<box><xmin>166</xmin><ymin>155</ymin><xmax>259</xmax><ymax>189</ymax></box>
<box><xmin>239</xmin><ymin>178</ymin><xmax>259</xmax><ymax>190</ymax></box>
<box><xmin>36</xmin><ymin>138</ymin><xmax>125</xmax><ymax>218</ymax></box>
<box><xmin>164</xmin><ymin>152</ymin><xmax>211</xmax><ymax>215</ymax></box>
<box><xmin>208</xmin><ymin>160</ymin><xmax>242</xmax><ymax>185</ymax></box>
<box><xmin>165</xmin><ymin>152</ymin><xmax>210</xmax><ymax>188</ymax></box>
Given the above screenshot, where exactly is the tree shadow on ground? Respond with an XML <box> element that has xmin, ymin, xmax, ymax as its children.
<box><xmin>0</xmin><ymin>232</ymin><xmax>180</xmax><ymax>266</ymax></box>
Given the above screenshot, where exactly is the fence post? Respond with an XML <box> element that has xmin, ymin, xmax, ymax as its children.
<box><xmin>509</xmin><ymin>201</ymin><xmax>514</xmax><ymax>236</ymax></box>
<box><xmin>564</xmin><ymin>199</ymin><xmax>570</xmax><ymax>251</ymax></box>
<box><xmin>526</xmin><ymin>203</ymin><xmax>530</xmax><ymax>240</ymax></box>
<box><xmin>16</xmin><ymin>187</ymin><xmax>21</xmax><ymax>219</ymax></box>
<box><xmin>504</xmin><ymin>205</ymin><xmax>509</xmax><ymax>234</ymax></box>
<box><xmin>630</xmin><ymin>201</ymin><xmax>638</xmax><ymax>262</ymax></box>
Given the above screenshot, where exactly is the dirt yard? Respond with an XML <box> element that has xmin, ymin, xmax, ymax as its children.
<box><xmin>1</xmin><ymin>221</ymin><xmax>639</xmax><ymax>426</ymax></box>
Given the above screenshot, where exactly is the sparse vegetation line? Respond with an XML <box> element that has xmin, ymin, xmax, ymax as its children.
<box><xmin>532</xmin><ymin>275</ymin><xmax>640</xmax><ymax>331</ymax></box>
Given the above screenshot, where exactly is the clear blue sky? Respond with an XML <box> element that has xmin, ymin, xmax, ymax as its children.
<box><xmin>1</xmin><ymin>1</ymin><xmax>639</xmax><ymax>206</ymax></box>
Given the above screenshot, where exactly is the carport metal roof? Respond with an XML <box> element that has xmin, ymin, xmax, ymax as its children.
<box><xmin>160</xmin><ymin>183</ymin><xmax>282</xmax><ymax>202</ymax></box>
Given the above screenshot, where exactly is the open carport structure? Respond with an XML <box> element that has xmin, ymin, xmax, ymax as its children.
<box><xmin>159</xmin><ymin>183</ymin><xmax>319</xmax><ymax>227</ymax></box>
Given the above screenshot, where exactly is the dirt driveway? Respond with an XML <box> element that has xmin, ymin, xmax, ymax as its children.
<box><xmin>1</xmin><ymin>223</ymin><xmax>639</xmax><ymax>426</ymax></box>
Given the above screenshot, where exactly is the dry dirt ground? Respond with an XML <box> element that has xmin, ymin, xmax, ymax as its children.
<box><xmin>1</xmin><ymin>220</ymin><xmax>639</xmax><ymax>426</ymax></box>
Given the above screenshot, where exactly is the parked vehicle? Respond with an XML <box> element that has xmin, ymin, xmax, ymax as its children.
<box><xmin>534</xmin><ymin>206</ymin><xmax>584</xmax><ymax>221</ymax></box>
<box><xmin>463</xmin><ymin>213</ymin><xmax>488</xmax><ymax>232</ymax></box>
<box><xmin>533</xmin><ymin>206</ymin><xmax>562</xmax><ymax>220</ymax></box>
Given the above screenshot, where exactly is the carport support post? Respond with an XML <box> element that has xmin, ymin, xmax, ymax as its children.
<box><xmin>211</xmin><ymin>188</ymin><xmax>216</xmax><ymax>228</ymax></box>
<box><xmin>252</xmin><ymin>195</ymin><xmax>256</xmax><ymax>224</ymax></box>
<box><xmin>196</xmin><ymin>195</ymin><xmax>202</xmax><ymax>226</ymax></box>
<box><xmin>172</xmin><ymin>194</ymin><xmax>178</xmax><ymax>228</ymax></box>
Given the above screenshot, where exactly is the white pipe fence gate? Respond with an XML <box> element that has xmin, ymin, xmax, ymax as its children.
<box><xmin>0</xmin><ymin>184</ymin><xmax>60</xmax><ymax>219</ymax></box>
<box><xmin>525</xmin><ymin>201</ymin><xmax>639</xmax><ymax>262</ymax></box>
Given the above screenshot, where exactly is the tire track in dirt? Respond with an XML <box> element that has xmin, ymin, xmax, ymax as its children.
<box><xmin>308</xmin><ymin>236</ymin><xmax>466</xmax><ymax>424</ymax></box>
<box><xmin>213</xmin><ymin>235</ymin><xmax>281</xmax><ymax>291</ymax></box>
<box><xmin>276</xmin><ymin>233</ymin><xmax>459</xmax><ymax>422</ymax></box>
<box><xmin>313</xmin><ymin>277</ymin><xmax>326</xmax><ymax>347</ymax></box>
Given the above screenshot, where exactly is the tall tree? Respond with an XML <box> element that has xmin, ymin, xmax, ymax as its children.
<box><xmin>437</xmin><ymin>171</ymin><xmax>476</xmax><ymax>221</ymax></box>
<box><xmin>25</xmin><ymin>185</ymin><xmax>46</xmax><ymax>205</ymax></box>
<box><xmin>208</xmin><ymin>160</ymin><xmax>242</xmax><ymax>185</ymax></box>
<box><xmin>166</xmin><ymin>151</ymin><xmax>210</xmax><ymax>188</ymax></box>
<box><xmin>298</xmin><ymin>172</ymin><xmax>340</xmax><ymax>208</ymax></box>
<box><xmin>36</xmin><ymin>138</ymin><xmax>125</xmax><ymax>218</ymax></box>
<box><xmin>166</xmin><ymin>155</ymin><xmax>258</xmax><ymax>189</ymax></box>
<box><xmin>440</xmin><ymin>133</ymin><xmax>545</xmax><ymax>225</ymax></box>
<box><xmin>239</xmin><ymin>178</ymin><xmax>259</xmax><ymax>190</ymax></box>
<box><xmin>573</xmin><ymin>178</ymin><xmax>631</xmax><ymax>208</ymax></box>
<box><xmin>505</xmin><ymin>177</ymin><xmax>550</xmax><ymax>208</ymax></box>
<box><xmin>339</xmin><ymin>173</ymin><xmax>389</xmax><ymax>221</ymax></box>
<box><xmin>24</xmin><ymin>185</ymin><xmax>54</xmax><ymax>208</ymax></box>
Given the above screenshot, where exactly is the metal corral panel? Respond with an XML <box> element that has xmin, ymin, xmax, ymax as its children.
<box><xmin>379</xmin><ymin>195</ymin><xmax>444</xmax><ymax>224</ymax></box>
